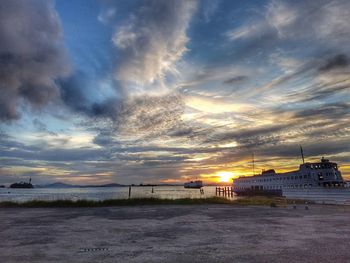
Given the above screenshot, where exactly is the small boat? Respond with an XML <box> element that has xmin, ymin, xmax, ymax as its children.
<box><xmin>10</xmin><ymin>178</ymin><xmax>33</xmax><ymax>189</ymax></box>
<box><xmin>184</xmin><ymin>180</ymin><xmax>203</xmax><ymax>189</ymax></box>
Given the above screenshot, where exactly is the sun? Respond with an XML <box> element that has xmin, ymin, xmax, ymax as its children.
<box><xmin>217</xmin><ymin>171</ymin><xmax>234</xmax><ymax>183</ymax></box>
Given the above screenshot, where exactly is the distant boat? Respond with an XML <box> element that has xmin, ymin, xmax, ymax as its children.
<box><xmin>10</xmin><ymin>178</ymin><xmax>33</xmax><ymax>189</ymax></box>
<box><xmin>184</xmin><ymin>180</ymin><xmax>203</xmax><ymax>189</ymax></box>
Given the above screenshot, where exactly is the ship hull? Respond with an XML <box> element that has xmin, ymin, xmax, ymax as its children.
<box><xmin>234</xmin><ymin>189</ymin><xmax>282</xmax><ymax>196</ymax></box>
<box><xmin>184</xmin><ymin>186</ymin><xmax>202</xmax><ymax>189</ymax></box>
<box><xmin>10</xmin><ymin>183</ymin><xmax>33</xmax><ymax>189</ymax></box>
<box><xmin>184</xmin><ymin>180</ymin><xmax>203</xmax><ymax>189</ymax></box>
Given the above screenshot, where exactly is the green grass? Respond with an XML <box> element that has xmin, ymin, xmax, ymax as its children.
<box><xmin>0</xmin><ymin>196</ymin><xmax>307</xmax><ymax>208</ymax></box>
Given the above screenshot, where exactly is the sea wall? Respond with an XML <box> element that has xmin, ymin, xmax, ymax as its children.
<box><xmin>282</xmin><ymin>188</ymin><xmax>350</xmax><ymax>205</ymax></box>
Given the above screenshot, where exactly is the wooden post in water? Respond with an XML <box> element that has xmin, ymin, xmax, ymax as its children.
<box><xmin>128</xmin><ymin>186</ymin><xmax>131</xmax><ymax>198</ymax></box>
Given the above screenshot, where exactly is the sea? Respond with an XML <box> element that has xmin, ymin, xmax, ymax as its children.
<box><xmin>0</xmin><ymin>186</ymin><xmax>236</xmax><ymax>203</ymax></box>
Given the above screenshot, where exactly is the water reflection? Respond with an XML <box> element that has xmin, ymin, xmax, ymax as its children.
<box><xmin>0</xmin><ymin>186</ymin><xmax>237</xmax><ymax>203</ymax></box>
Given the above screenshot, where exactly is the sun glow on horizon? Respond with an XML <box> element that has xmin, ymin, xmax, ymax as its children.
<box><xmin>217</xmin><ymin>171</ymin><xmax>235</xmax><ymax>183</ymax></box>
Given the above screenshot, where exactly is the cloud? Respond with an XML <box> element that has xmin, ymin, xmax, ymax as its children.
<box><xmin>223</xmin><ymin>75</ymin><xmax>247</xmax><ymax>84</ymax></box>
<box><xmin>200</xmin><ymin>0</ymin><xmax>221</xmax><ymax>23</ymax></box>
<box><xmin>32</xmin><ymin>118</ymin><xmax>57</xmax><ymax>136</ymax></box>
<box><xmin>58</xmin><ymin>72</ymin><xmax>127</xmax><ymax>121</ymax></box>
<box><xmin>100</xmin><ymin>93</ymin><xmax>186</xmax><ymax>140</ymax></box>
<box><xmin>112</xmin><ymin>0</ymin><xmax>197</xmax><ymax>93</ymax></box>
<box><xmin>225</xmin><ymin>0</ymin><xmax>350</xmax><ymax>64</ymax></box>
<box><xmin>266</xmin><ymin>0</ymin><xmax>298</xmax><ymax>38</ymax></box>
<box><xmin>0</xmin><ymin>0</ymin><xmax>71</xmax><ymax>121</ymax></box>
<box><xmin>319</xmin><ymin>54</ymin><xmax>349</xmax><ymax>71</ymax></box>
<box><xmin>97</xmin><ymin>7</ymin><xmax>116</xmax><ymax>24</ymax></box>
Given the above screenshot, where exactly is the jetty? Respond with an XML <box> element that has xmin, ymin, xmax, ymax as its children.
<box><xmin>216</xmin><ymin>186</ymin><xmax>234</xmax><ymax>197</ymax></box>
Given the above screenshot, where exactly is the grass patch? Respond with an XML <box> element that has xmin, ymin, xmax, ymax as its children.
<box><xmin>0</xmin><ymin>196</ymin><xmax>305</xmax><ymax>208</ymax></box>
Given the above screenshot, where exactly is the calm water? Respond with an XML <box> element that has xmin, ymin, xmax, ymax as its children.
<box><xmin>0</xmin><ymin>186</ymin><xmax>236</xmax><ymax>202</ymax></box>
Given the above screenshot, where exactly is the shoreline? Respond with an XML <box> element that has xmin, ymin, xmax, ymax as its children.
<box><xmin>0</xmin><ymin>196</ymin><xmax>310</xmax><ymax>208</ymax></box>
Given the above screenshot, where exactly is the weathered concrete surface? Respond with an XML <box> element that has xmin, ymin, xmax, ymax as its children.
<box><xmin>1</xmin><ymin>205</ymin><xmax>350</xmax><ymax>263</ymax></box>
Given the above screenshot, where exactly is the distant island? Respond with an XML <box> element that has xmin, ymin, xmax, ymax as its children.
<box><xmin>36</xmin><ymin>182</ymin><xmax>126</xmax><ymax>188</ymax></box>
<box><xmin>2</xmin><ymin>181</ymin><xmax>231</xmax><ymax>188</ymax></box>
<box><xmin>35</xmin><ymin>182</ymin><xmax>185</xmax><ymax>188</ymax></box>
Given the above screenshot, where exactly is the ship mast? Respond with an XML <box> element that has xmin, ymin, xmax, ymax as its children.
<box><xmin>300</xmin><ymin>145</ymin><xmax>305</xmax><ymax>164</ymax></box>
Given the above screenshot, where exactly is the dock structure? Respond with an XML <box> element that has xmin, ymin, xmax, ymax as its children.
<box><xmin>216</xmin><ymin>187</ymin><xmax>234</xmax><ymax>197</ymax></box>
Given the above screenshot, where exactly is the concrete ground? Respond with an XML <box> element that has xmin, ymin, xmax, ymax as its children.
<box><xmin>1</xmin><ymin>204</ymin><xmax>350</xmax><ymax>263</ymax></box>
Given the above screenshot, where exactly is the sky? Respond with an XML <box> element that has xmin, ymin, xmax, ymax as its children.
<box><xmin>0</xmin><ymin>0</ymin><xmax>349</xmax><ymax>185</ymax></box>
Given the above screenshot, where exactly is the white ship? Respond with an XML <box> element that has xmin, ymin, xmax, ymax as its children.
<box><xmin>232</xmin><ymin>151</ymin><xmax>345</xmax><ymax>196</ymax></box>
<box><xmin>184</xmin><ymin>180</ymin><xmax>203</xmax><ymax>189</ymax></box>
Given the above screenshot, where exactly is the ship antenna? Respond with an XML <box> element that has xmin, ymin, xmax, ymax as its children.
<box><xmin>252</xmin><ymin>152</ymin><xmax>255</xmax><ymax>175</ymax></box>
<box><xmin>300</xmin><ymin>145</ymin><xmax>305</xmax><ymax>164</ymax></box>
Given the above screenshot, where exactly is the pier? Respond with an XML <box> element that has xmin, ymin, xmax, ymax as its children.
<box><xmin>216</xmin><ymin>186</ymin><xmax>234</xmax><ymax>197</ymax></box>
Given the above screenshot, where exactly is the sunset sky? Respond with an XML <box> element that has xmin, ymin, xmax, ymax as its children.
<box><xmin>0</xmin><ymin>0</ymin><xmax>349</xmax><ymax>185</ymax></box>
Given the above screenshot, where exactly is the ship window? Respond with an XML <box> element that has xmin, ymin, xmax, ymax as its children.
<box><xmin>318</xmin><ymin>172</ymin><xmax>324</xmax><ymax>181</ymax></box>
<box><xmin>299</xmin><ymin>175</ymin><xmax>302</xmax><ymax>179</ymax></box>
<box><xmin>304</xmin><ymin>175</ymin><xmax>307</xmax><ymax>178</ymax></box>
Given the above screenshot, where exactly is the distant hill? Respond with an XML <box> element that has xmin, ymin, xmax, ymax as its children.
<box><xmin>36</xmin><ymin>182</ymin><xmax>125</xmax><ymax>188</ymax></box>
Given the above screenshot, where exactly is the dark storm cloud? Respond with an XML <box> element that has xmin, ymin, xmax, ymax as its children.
<box><xmin>92</xmin><ymin>130</ymin><xmax>116</xmax><ymax>147</ymax></box>
<box><xmin>261</xmin><ymin>140</ymin><xmax>350</xmax><ymax>161</ymax></box>
<box><xmin>293</xmin><ymin>103</ymin><xmax>350</xmax><ymax>119</ymax></box>
<box><xmin>168</xmin><ymin>127</ymin><xmax>194</xmax><ymax>137</ymax></box>
<box><xmin>58</xmin><ymin>73</ymin><xmax>122</xmax><ymax>120</ymax></box>
<box><xmin>223</xmin><ymin>75</ymin><xmax>247</xmax><ymax>84</ymax></box>
<box><xmin>199</xmin><ymin>124</ymin><xmax>289</xmax><ymax>147</ymax></box>
<box><xmin>0</xmin><ymin>0</ymin><xmax>71</xmax><ymax>121</ymax></box>
<box><xmin>287</xmin><ymin>82</ymin><xmax>350</xmax><ymax>103</ymax></box>
<box><xmin>319</xmin><ymin>54</ymin><xmax>349</xmax><ymax>71</ymax></box>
